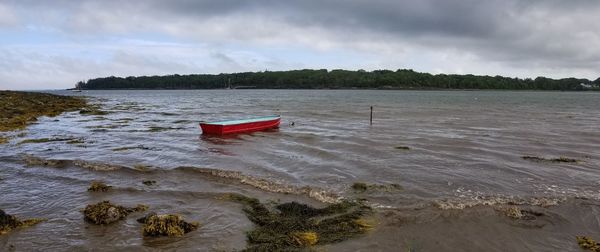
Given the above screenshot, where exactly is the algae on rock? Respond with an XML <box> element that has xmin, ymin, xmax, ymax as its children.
<box><xmin>83</xmin><ymin>201</ymin><xmax>148</xmax><ymax>225</ymax></box>
<box><xmin>0</xmin><ymin>209</ymin><xmax>46</xmax><ymax>235</ymax></box>
<box><xmin>221</xmin><ymin>193</ymin><xmax>373</xmax><ymax>251</ymax></box>
<box><xmin>352</xmin><ymin>182</ymin><xmax>403</xmax><ymax>193</ymax></box>
<box><xmin>137</xmin><ymin>213</ymin><xmax>199</xmax><ymax>237</ymax></box>
<box><xmin>577</xmin><ymin>236</ymin><xmax>600</xmax><ymax>252</ymax></box>
<box><xmin>87</xmin><ymin>181</ymin><xmax>112</xmax><ymax>192</ymax></box>
<box><xmin>0</xmin><ymin>91</ymin><xmax>86</xmax><ymax>132</ymax></box>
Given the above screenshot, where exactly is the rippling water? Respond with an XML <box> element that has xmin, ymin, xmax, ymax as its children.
<box><xmin>1</xmin><ymin>90</ymin><xmax>600</xmax><ymax>251</ymax></box>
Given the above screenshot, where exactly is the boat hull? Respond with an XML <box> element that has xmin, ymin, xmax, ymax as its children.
<box><xmin>200</xmin><ymin>116</ymin><xmax>280</xmax><ymax>135</ymax></box>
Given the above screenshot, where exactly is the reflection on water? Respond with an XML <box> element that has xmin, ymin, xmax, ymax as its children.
<box><xmin>1</xmin><ymin>90</ymin><xmax>600</xmax><ymax>251</ymax></box>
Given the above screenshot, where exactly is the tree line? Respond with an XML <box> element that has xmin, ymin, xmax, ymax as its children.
<box><xmin>76</xmin><ymin>69</ymin><xmax>600</xmax><ymax>90</ymax></box>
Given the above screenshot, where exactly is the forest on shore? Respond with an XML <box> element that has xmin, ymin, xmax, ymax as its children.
<box><xmin>76</xmin><ymin>69</ymin><xmax>600</xmax><ymax>90</ymax></box>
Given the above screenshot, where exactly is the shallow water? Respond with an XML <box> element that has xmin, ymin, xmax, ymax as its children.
<box><xmin>1</xmin><ymin>90</ymin><xmax>600</xmax><ymax>251</ymax></box>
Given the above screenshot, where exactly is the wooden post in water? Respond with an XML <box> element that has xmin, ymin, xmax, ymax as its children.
<box><xmin>370</xmin><ymin>106</ymin><xmax>373</xmax><ymax>125</ymax></box>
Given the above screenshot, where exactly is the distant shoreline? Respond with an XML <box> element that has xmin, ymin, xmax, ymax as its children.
<box><xmin>75</xmin><ymin>69</ymin><xmax>600</xmax><ymax>91</ymax></box>
<box><xmin>67</xmin><ymin>88</ymin><xmax>599</xmax><ymax>92</ymax></box>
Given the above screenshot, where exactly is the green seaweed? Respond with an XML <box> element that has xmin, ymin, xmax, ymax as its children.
<box><xmin>83</xmin><ymin>201</ymin><xmax>147</xmax><ymax>225</ymax></box>
<box><xmin>0</xmin><ymin>209</ymin><xmax>46</xmax><ymax>235</ymax></box>
<box><xmin>221</xmin><ymin>193</ymin><xmax>373</xmax><ymax>251</ymax></box>
<box><xmin>137</xmin><ymin>213</ymin><xmax>199</xmax><ymax>237</ymax></box>
<box><xmin>0</xmin><ymin>91</ymin><xmax>86</xmax><ymax>132</ymax></box>
<box><xmin>87</xmin><ymin>181</ymin><xmax>112</xmax><ymax>192</ymax></box>
<box><xmin>577</xmin><ymin>236</ymin><xmax>600</xmax><ymax>252</ymax></box>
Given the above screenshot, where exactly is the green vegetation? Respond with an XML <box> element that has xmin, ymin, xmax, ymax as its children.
<box><xmin>221</xmin><ymin>193</ymin><xmax>373</xmax><ymax>251</ymax></box>
<box><xmin>577</xmin><ymin>236</ymin><xmax>600</xmax><ymax>252</ymax></box>
<box><xmin>77</xmin><ymin>69</ymin><xmax>600</xmax><ymax>90</ymax></box>
<box><xmin>87</xmin><ymin>181</ymin><xmax>112</xmax><ymax>192</ymax></box>
<box><xmin>0</xmin><ymin>209</ymin><xmax>46</xmax><ymax>235</ymax></box>
<box><xmin>83</xmin><ymin>201</ymin><xmax>148</xmax><ymax>225</ymax></box>
<box><xmin>0</xmin><ymin>91</ymin><xmax>86</xmax><ymax>131</ymax></box>
<box><xmin>137</xmin><ymin>213</ymin><xmax>199</xmax><ymax>237</ymax></box>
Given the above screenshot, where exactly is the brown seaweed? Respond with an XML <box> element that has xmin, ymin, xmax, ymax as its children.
<box><xmin>221</xmin><ymin>193</ymin><xmax>373</xmax><ymax>251</ymax></box>
<box><xmin>352</xmin><ymin>182</ymin><xmax>403</xmax><ymax>193</ymax></box>
<box><xmin>18</xmin><ymin>137</ymin><xmax>79</xmax><ymax>145</ymax></box>
<box><xmin>83</xmin><ymin>201</ymin><xmax>148</xmax><ymax>225</ymax></box>
<box><xmin>0</xmin><ymin>209</ymin><xmax>46</xmax><ymax>235</ymax></box>
<box><xmin>112</xmin><ymin>145</ymin><xmax>154</xmax><ymax>152</ymax></box>
<box><xmin>577</xmin><ymin>236</ymin><xmax>600</xmax><ymax>252</ymax></box>
<box><xmin>0</xmin><ymin>91</ymin><xmax>86</xmax><ymax>132</ymax></box>
<box><xmin>137</xmin><ymin>213</ymin><xmax>199</xmax><ymax>237</ymax></box>
<box><xmin>142</xmin><ymin>180</ymin><xmax>157</xmax><ymax>186</ymax></box>
<box><xmin>87</xmin><ymin>181</ymin><xmax>112</xmax><ymax>192</ymax></box>
<box><xmin>522</xmin><ymin>156</ymin><xmax>579</xmax><ymax>163</ymax></box>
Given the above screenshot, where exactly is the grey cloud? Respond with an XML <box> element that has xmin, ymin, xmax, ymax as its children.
<box><xmin>1</xmin><ymin>0</ymin><xmax>599</xmax><ymax>88</ymax></box>
<box><xmin>55</xmin><ymin>1</ymin><xmax>600</xmax><ymax>67</ymax></box>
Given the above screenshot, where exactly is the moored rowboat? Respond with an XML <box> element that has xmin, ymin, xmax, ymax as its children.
<box><xmin>199</xmin><ymin>115</ymin><xmax>281</xmax><ymax>135</ymax></box>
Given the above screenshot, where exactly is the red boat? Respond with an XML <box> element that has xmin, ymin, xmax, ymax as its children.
<box><xmin>199</xmin><ymin>115</ymin><xmax>281</xmax><ymax>135</ymax></box>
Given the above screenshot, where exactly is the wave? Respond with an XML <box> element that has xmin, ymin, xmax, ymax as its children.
<box><xmin>18</xmin><ymin>155</ymin><xmax>341</xmax><ymax>203</ymax></box>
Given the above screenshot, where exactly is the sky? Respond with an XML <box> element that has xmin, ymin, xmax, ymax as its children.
<box><xmin>1</xmin><ymin>0</ymin><xmax>599</xmax><ymax>90</ymax></box>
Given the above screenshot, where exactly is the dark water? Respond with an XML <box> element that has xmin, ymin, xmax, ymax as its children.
<box><xmin>1</xmin><ymin>90</ymin><xmax>599</xmax><ymax>251</ymax></box>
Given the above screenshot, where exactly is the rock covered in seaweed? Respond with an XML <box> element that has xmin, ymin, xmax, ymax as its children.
<box><xmin>577</xmin><ymin>236</ymin><xmax>600</xmax><ymax>252</ymax></box>
<box><xmin>351</xmin><ymin>182</ymin><xmax>403</xmax><ymax>192</ymax></box>
<box><xmin>137</xmin><ymin>213</ymin><xmax>199</xmax><ymax>237</ymax></box>
<box><xmin>83</xmin><ymin>201</ymin><xmax>148</xmax><ymax>225</ymax></box>
<box><xmin>0</xmin><ymin>91</ymin><xmax>87</xmax><ymax>132</ymax></box>
<box><xmin>0</xmin><ymin>209</ymin><xmax>46</xmax><ymax>235</ymax></box>
<box><xmin>87</xmin><ymin>181</ymin><xmax>112</xmax><ymax>192</ymax></box>
<box><xmin>221</xmin><ymin>193</ymin><xmax>373</xmax><ymax>251</ymax></box>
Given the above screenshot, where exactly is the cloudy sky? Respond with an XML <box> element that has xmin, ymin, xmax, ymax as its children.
<box><xmin>1</xmin><ymin>0</ymin><xmax>599</xmax><ymax>90</ymax></box>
